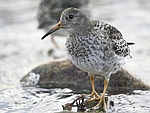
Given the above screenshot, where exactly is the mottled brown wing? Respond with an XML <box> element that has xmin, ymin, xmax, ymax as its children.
<box><xmin>95</xmin><ymin>22</ymin><xmax>130</xmax><ymax>57</ymax></box>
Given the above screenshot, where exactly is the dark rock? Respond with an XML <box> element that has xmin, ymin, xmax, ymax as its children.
<box><xmin>20</xmin><ymin>57</ymin><xmax>150</xmax><ymax>94</ymax></box>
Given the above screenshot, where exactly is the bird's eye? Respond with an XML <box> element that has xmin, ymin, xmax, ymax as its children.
<box><xmin>68</xmin><ymin>15</ymin><xmax>74</xmax><ymax>19</ymax></box>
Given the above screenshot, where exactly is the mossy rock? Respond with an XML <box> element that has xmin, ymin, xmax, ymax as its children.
<box><xmin>20</xmin><ymin>57</ymin><xmax>149</xmax><ymax>94</ymax></box>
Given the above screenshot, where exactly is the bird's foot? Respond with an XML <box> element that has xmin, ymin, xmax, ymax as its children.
<box><xmin>91</xmin><ymin>95</ymin><xmax>106</xmax><ymax>112</ymax></box>
<box><xmin>87</xmin><ymin>96</ymin><xmax>101</xmax><ymax>102</ymax></box>
<box><xmin>89</xmin><ymin>91</ymin><xmax>100</xmax><ymax>98</ymax></box>
<box><xmin>84</xmin><ymin>94</ymin><xmax>106</xmax><ymax>112</ymax></box>
<box><xmin>82</xmin><ymin>91</ymin><xmax>100</xmax><ymax>99</ymax></box>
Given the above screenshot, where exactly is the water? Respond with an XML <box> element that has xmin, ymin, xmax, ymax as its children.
<box><xmin>0</xmin><ymin>0</ymin><xmax>150</xmax><ymax>112</ymax></box>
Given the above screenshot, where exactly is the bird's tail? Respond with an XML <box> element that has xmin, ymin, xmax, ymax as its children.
<box><xmin>127</xmin><ymin>42</ymin><xmax>135</xmax><ymax>45</ymax></box>
<box><xmin>127</xmin><ymin>42</ymin><xmax>134</xmax><ymax>58</ymax></box>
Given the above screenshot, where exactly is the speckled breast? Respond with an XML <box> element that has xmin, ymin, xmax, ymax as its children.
<box><xmin>65</xmin><ymin>33</ymin><xmax>126</xmax><ymax>77</ymax></box>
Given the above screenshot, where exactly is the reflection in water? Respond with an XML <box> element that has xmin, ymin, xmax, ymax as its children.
<box><xmin>0</xmin><ymin>0</ymin><xmax>150</xmax><ymax>112</ymax></box>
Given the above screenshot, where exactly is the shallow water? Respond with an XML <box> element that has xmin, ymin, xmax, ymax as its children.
<box><xmin>0</xmin><ymin>0</ymin><xmax>150</xmax><ymax>112</ymax></box>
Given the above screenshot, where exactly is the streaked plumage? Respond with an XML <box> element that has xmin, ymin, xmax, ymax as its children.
<box><xmin>41</xmin><ymin>7</ymin><xmax>133</xmax><ymax>110</ymax></box>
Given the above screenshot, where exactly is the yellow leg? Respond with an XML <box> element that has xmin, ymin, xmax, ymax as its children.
<box><xmin>93</xmin><ymin>79</ymin><xmax>109</xmax><ymax>110</ymax></box>
<box><xmin>88</xmin><ymin>74</ymin><xmax>100</xmax><ymax>98</ymax></box>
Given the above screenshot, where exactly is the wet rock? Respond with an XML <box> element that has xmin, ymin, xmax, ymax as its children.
<box><xmin>20</xmin><ymin>57</ymin><xmax>150</xmax><ymax>94</ymax></box>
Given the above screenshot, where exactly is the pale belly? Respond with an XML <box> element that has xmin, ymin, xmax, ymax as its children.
<box><xmin>68</xmin><ymin>52</ymin><xmax>126</xmax><ymax>79</ymax></box>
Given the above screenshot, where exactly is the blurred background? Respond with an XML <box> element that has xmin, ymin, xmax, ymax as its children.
<box><xmin>0</xmin><ymin>0</ymin><xmax>150</xmax><ymax>112</ymax></box>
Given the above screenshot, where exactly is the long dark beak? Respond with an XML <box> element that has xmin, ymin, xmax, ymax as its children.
<box><xmin>41</xmin><ymin>22</ymin><xmax>62</xmax><ymax>40</ymax></box>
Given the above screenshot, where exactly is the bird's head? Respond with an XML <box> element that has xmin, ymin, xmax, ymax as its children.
<box><xmin>41</xmin><ymin>7</ymin><xmax>90</xmax><ymax>40</ymax></box>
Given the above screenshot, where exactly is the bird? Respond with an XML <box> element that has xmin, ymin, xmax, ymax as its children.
<box><xmin>41</xmin><ymin>7</ymin><xmax>133</xmax><ymax>111</ymax></box>
<box><xmin>37</xmin><ymin>0</ymin><xmax>91</xmax><ymax>48</ymax></box>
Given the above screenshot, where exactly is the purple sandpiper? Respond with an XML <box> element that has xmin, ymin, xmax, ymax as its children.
<box><xmin>41</xmin><ymin>7</ymin><xmax>134</xmax><ymax>110</ymax></box>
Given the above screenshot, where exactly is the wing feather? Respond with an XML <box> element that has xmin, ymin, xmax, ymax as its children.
<box><xmin>94</xmin><ymin>21</ymin><xmax>130</xmax><ymax>57</ymax></box>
